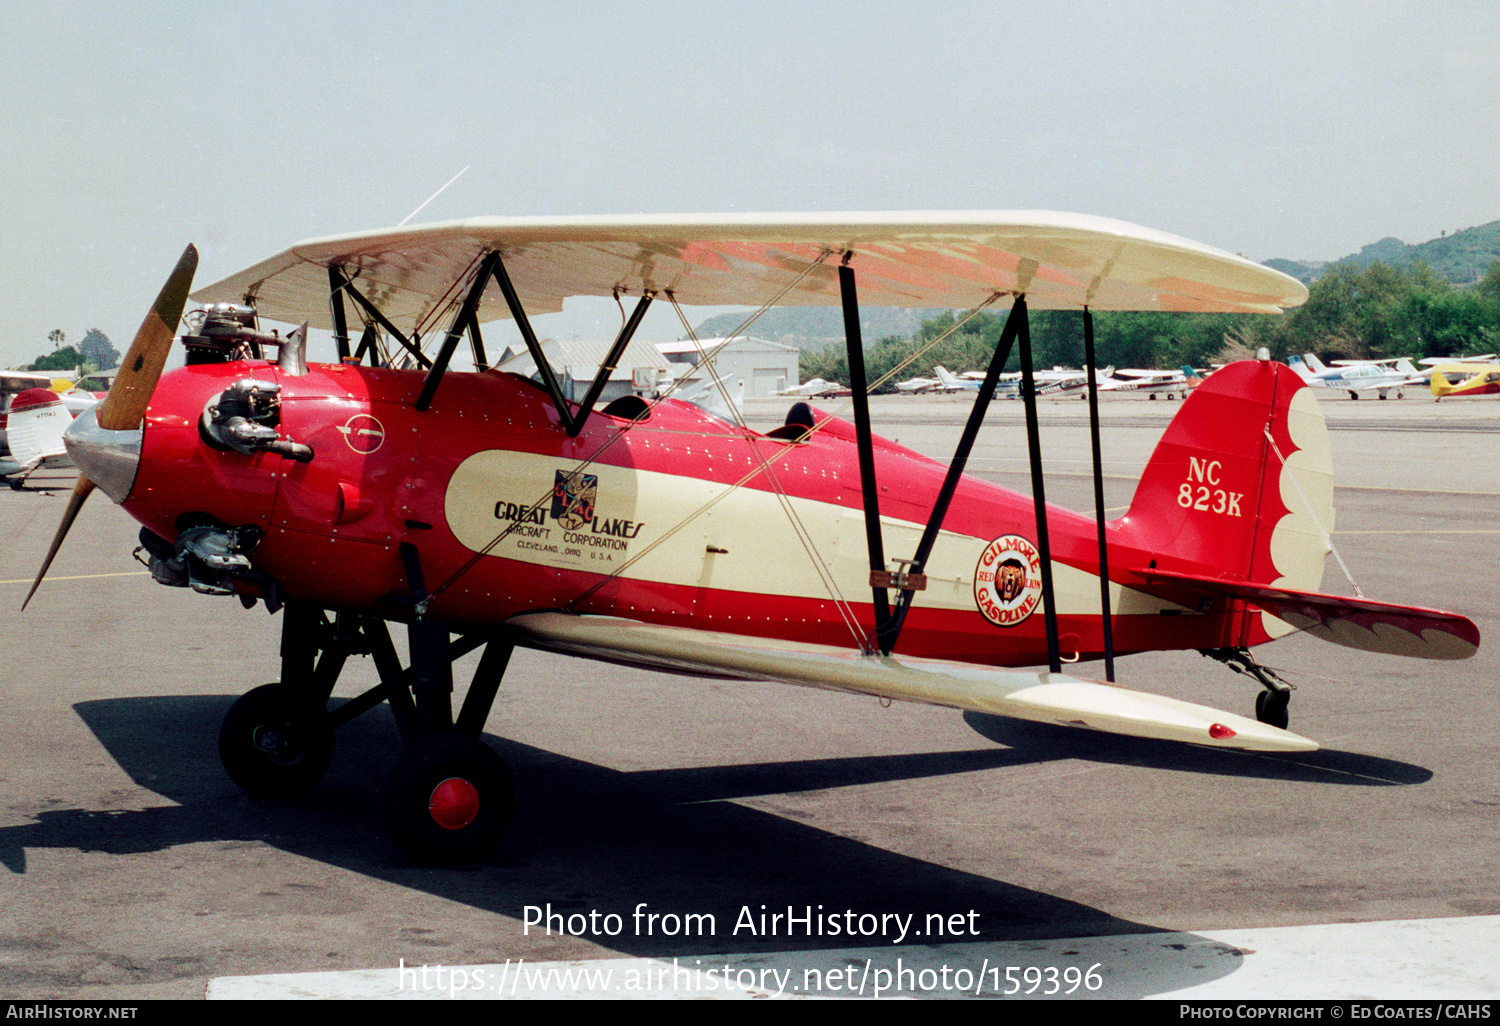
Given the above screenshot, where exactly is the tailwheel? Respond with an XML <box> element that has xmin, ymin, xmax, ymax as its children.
<box><xmin>1254</xmin><ymin>688</ymin><xmax>1291</xmax><ymax>730</ymax></box>
<box><xmin>382</xmin><ymin>733</ymin><xmax>514</xmax><ymax>865</ymax></box>
<box><xmin>219</xmin><ymin>683</ymin><xmax>335</xmax><ymax>797</ymax></box>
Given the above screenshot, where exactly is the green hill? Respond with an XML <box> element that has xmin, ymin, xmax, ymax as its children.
<box><xmin>1266</xmin><ymin>220</ymin><xmax>1500</xmax><ymax>286</ymax></box>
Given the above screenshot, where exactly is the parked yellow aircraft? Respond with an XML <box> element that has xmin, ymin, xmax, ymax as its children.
<box><xmin>1430</xmin><ymin>364</ymin><xmax>1500</xmax><ymax>400</ymax></box>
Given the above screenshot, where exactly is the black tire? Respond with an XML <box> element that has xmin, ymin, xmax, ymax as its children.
<box><xmin>219</xmin><ymin>683</ymin><xmax>335</xmax><ymax>797</ymax></box>
<box><xmin>382</xmin><ymin>733</ymin><xmax>514</xmax><ymax>865</ymax></box>
<box><xmin>1255</xmin><ymin>689</ymin><xmax>1291</xmax><ymax>730</ymax></box>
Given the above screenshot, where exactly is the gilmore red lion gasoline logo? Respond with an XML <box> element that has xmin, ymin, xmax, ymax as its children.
<box><xmin>974</xmin><ymin>534</ymin><xmax>1043</xmax><ymax>627</ymax></box>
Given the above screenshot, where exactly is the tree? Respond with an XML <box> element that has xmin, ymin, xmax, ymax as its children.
<box><xmin>48</xmin><ymin>329</ymin><xmax>65</xmax><ymax>349</ymax></box>
<box><xmin>78</xmin><ymin>328</ymin><xmax>120</xmax><ymax>370</ymax></box>
<box><xmin>29</xmin><ymin>345</ymin><xmax>84</xmax><ymax>372</ymax></box>
<box><xmin>1477</xmin><ymin>260</ymin><xmax>1500</xmax><ymax>305</ymax></box>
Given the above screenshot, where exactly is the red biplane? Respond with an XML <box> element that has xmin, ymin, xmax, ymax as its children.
<box><xmin>26</xmin><ymin>212</ymin><xmax>1480</xmax><ymax>863</ymax></box>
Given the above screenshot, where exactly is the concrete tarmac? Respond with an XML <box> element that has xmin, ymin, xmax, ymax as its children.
<box><xmin>1</xmin><ymin>389</ymin><xmax>1496</xmax><ymax>999</ymax></box>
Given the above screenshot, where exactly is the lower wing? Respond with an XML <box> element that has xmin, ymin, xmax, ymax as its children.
<box><xmin>506</xmin><ymin>611</ymin><xmax>1317</xmax><ymax>752</ymax></box>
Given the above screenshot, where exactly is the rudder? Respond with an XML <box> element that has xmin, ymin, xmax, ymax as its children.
<box><xmin>1120</xmin><ymin>361</ymin><xmax>1334</xmax><ymax>626</ymax></box>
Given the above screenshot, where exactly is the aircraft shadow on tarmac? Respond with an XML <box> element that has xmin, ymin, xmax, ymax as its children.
<box><xmin>962</xmin><ymin>713</ymin><xmax>1432</xmax><ymax>785</ymax></box>
<box><xmin>0</xmin><ymin>695</ymin><xmax>1432</xmax><ymax>997</ymax></box>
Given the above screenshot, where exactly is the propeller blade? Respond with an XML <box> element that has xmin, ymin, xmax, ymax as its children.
<box><xmin>23</xmin><ymin>244</ymin><xmax>197</xmax><ymax>608</ymax></box>
<box><xmin>22</xmin><ymin>477</ymin><xmax>95</xmax><ymax>610</ymax></box>
<box><xmin>96</xmin><ymin>244</ymin><xmax>198</xmax><ymax>431</ymax></box>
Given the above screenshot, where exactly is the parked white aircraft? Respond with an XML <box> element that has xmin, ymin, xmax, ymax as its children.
<box><xmin>892</xmin><ymin>375</ymin><xmax>941</xmax><ymax>393</ymax></box>
<box><xmin>1287</xmin><ymin>354</ymin><xmax>1425</xmax><ymax>399</ymax></box>
<box><xmin>932</xmin><ymin>366</ymin><xmax>983</xmax><ymax>392</ymax></box>
<box><xmin>778</xmin><ymin>377</ymin><xmax>845</xmax><ymax>397</ymax></box>
<box><xmin>0</xmin><ymin>387</ymin><xmax>73</xmax><ymax>489</ymax></box>
<box><xmin>1099</xmin><ymin>366</ymin><xmax>1200</xmax><ymax>399</ymax></box>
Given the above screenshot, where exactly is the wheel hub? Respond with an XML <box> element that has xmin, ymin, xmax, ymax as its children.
<box><xmin>428</xmin><ymin>777</ymin><xmax>480</xmax><ymax>830</ymax></box>
<box><xmin>252</xmin><ymin>723</ymin><xmax>300</xmax><ymax>764</ymax></box>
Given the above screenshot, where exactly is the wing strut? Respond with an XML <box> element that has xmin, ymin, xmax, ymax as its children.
<box><xmin>327</xmin><ymin>266</ymin><xmax>351</xmax><ymax>361</ymax></box>
<box><xmin>417</xmin><ymin>251</ymin><xmax>502</xmax><ymax>411</ymax></box>
<box><xmin>565</xmin><ymin>291</ymin><xmax>653</xmax><ymax>437</ymax></box>
<box><xmin>353</xmin><ymin>324</ymin><xmax>382</xmax><ymax>367</ymax></box>
<box><xmin>468</xmin><ymin>317</ymin><xmax>489</xmax><ymax>372</ymax></box>
<box><xmin>327</xmin><ymin>268</ymin><xmax>432</xmax><ymax>369</ymax></box>
<box><xmin>487</xmin><ymin>253</ymin><xmax>653</xmax><ymax>435</ymax></box>
<box><xmin>1082</xmin><ymin>308</ymin><xmax>1116</xmax><ymax>681</ymax></box>
<box><xmin>882</xmin><ymin>296</ymin><xmax>1028</xmax><ymax>654</ymax></box>
<box><xmin>417</xmin><ymin>251</ymin><xmax>503</xmax><ymax>412</ymax></box>
<box><xmin>489</xmin><ymin>252</ymin><xmax>574</xmax><ymax>423</ymax></box>
<box><xmin>1018</xmin><ymin>305</ymin><xmax>1063</xmax><ymax>673</ymax></box>
<box><xmin>839</xmin><ymin>260</ymin><xmax>892</xmax><ymax>650</ymax></box>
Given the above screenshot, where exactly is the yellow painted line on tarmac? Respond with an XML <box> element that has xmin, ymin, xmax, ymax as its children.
<box><xmin>0</xmin><ymin>571</ymin><xmax>149</xmax><ymax>586</ymax></box>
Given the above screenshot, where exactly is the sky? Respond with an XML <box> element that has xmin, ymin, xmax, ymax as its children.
<box><xmin>4</xmin><ymin>0</ymin><xmax>1499</xmax><ymax>368</ymax></box>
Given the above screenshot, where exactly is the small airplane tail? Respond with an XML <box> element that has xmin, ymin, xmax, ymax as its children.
<box><xmin>1119</xmin><ymin>361</ymin><xmax>1479</xmax><ymax>658</ymax></box>
<box><xmin>1301</xmin><ymin>352</ymin><xmax>1330</xmax><ymax>374</ymax></box>
<box><xmin>1121</xmin><ymin>360</ymin><xmax>1333</xmax><ymax>640</ymax></box>
<box><xmin>4</xmin><ymin>388</ymin><xmax>71</xmax><ymax>467</ymax></box>
<box><xmin>1285</xmin><ymin>354</ymin><xmax>1317</xmax><ymax>382</ymax></box>
<box><xmin>933</xmin><ymin>365</ymin><xmax>962</xmax><ymax>388</ymax></box>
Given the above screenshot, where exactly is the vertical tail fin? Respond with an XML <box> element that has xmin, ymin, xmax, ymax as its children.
<box><xmin>4</xmin><ymin>388</ymin><xmax>71</xmax><ymax>466</ymax></box>
<box><xmin>1119</xmin><ymin>361</ymin><xmax>1333</xmax><ymax>636</ymax></box>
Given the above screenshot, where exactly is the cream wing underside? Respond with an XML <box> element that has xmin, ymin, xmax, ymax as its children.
<box><xmin>191</xmin><ymin>211</ymin><xmax>1308</xmax><ymax>334</ymax></box>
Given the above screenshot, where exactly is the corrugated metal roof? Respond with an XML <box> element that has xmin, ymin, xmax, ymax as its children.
<box><xmin>656</xmin><ymin>335</ymin><xmax>798</xmax><ymax>355</ymax></box>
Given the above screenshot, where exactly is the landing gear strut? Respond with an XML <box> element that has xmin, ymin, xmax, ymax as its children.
<box><xmin>1200</xmin><ymin>647</ymin><xmax>1294</xmax><ymax>729</ymax></box>
<box><xmin>217</xmin><ymin>600</ymin><xmax>517</xmax><ymax>863</ymax></box>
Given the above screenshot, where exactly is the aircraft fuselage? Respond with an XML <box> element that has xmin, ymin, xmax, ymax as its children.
<box><xmin>124</xmin><ymin>361</ymin><xmax>1252</xmax><ymax>667</ymax></box>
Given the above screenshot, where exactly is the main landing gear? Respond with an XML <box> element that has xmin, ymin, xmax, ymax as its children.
<box><xmin>1200</xmin><ymin>647</ymin><xmax>1294</xmax><ymax>730</ymax></box>
<box><xmin>217</xmin><ymin>601</ymin><xmax>516</xmax><ymax>864</ymax></box>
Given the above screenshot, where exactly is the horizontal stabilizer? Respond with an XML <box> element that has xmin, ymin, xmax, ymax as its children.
<box><xmin>507</xmin><ymin>612</ymin><xmax>1317</xmax><ymax>753</ymax></box>
<box><xmin>1129</xmin><ymin>568</ymin><xmax>1480</xmax><ymax>660</ymax></box>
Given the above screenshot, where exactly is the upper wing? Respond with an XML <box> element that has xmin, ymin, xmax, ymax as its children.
<box><xmin>191</xmin><ymin>211</ymin><xmax>1309</xmax><ymax>334</ymax></box>
<box><xmin>507</xmin><ymin>611</ymin><xmax>1317</xmax><ymax>753</ymax></box>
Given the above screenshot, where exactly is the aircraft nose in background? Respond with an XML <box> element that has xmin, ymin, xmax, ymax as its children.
<box><xmin>62</xmin><ymin>405</ymin><xmax>142</xmax><ymax>504</ymax></box>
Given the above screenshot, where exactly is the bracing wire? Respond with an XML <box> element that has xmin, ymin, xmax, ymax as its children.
<box><xmin>1262</xmin><ymin>425</ymin><xmax>1362</xmax><ymax>597</ymax></box>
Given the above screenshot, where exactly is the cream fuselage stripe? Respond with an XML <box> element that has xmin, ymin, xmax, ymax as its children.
<box><xmin>443</xmin><ymin>450</ymin><xmax>1169</xmax><ymax>618</ymax></box>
